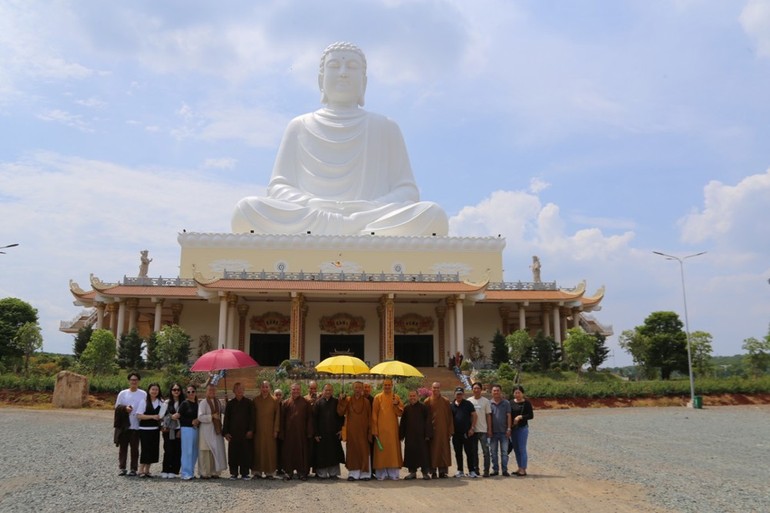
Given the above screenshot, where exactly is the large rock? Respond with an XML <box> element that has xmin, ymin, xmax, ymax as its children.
<box><xmin>52</xmin><ymin>371</ymin><xmax>89</xmax><ymax>408</ymax></box>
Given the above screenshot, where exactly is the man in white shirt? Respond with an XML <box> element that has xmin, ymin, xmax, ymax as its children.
<box><xmin>468</xmin><ymin>382</ymin><xmax>492</xmax><ymax>477</ymax></box>
<box><xmin>114</xmin><ymin>372</ymin><xmax>147</xmax><ymax>476</ymax></box>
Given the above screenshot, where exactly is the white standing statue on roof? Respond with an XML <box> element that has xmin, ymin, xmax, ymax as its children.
<box><xmin>232</xmin><ymin>42</ymin><xmax>448</xmax><ymax>237</ymax></box>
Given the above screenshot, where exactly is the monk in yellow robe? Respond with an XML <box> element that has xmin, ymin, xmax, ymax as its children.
<box><xmin>337</xmin><ymin>381</ymin><xmax>372</xmax><ymax>480</ymax></box>
<box><xmin>424</xmin><ymin>381</ymin><xmax>453</xmax><ymax>478</ymax></box>
<box><xmin>371</xmin><ymin>378</ymin><xmax>404</xmax><ymax>480</ymax></box>
<box><xmin>252</xmin><ymin>381</ymin><xmax>280</xmax><ymax>478</ymax></box>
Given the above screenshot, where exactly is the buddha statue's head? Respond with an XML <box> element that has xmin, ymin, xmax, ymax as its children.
<box><xmin>318</xmin><ymin>42</ymin><xmax>368</xmax><ymax>107</ymax></box>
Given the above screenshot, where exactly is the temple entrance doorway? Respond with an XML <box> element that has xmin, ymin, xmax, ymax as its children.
<box><xmin>249</xmin><ymin>333</ymin><xmax>290</xmax><ymax>366</ymax></box>
<box><xmin>319</xmin><ymin>334</ymin><xmax>365</xmax><ymax>361</ymax></box>
<box><xmin>395</xmin><ymin>335</ymin><xmax>433</xmax><ymax>367</ymax></box>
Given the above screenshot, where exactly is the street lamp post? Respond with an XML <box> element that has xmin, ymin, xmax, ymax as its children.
<box><xmin>653</xmin><ymin>250</ymin><xmax>706</xmax><ymax>408</ymax></box>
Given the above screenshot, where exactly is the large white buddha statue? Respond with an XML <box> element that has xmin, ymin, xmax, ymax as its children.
<box><xmin>231</xmin><ymin>42</ymin><xmax>448</xmax><ymax>237</ymax></box>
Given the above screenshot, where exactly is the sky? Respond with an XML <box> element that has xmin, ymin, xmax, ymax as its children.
<box><xmin>1</xmin><ymin>0</ymin><xmax>770</xmax><ymax>367</ymax></box>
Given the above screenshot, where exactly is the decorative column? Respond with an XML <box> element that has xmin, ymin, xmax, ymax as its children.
<box><xmin>107</xmin><ymin>303</ymin><xmax>119</xmax><ymax>337</ymax></box>
<box><xmin>126</xmin><ymin>298</ymin><xmax>139</xmax><ymax>333</ymax></box>
<box><xmin>153</xmin><ymin>299</ymin><xmax>164</xmax><ymax>332</ymax></box>
<box><xmin>446</xmin><ymin>296</ymin><xmax>456</xmax><ymax>360</ymax></box>
<box><xmin>572</xmin><ymin>307</ymin><xmax>581</xmax><ymax>328</ymax></box>
<box><xmin>289</xmin><ymin>293</ymin><xmax>304</xmax><ymax>361</ymax></box>
<box><xmin>542</xmin><ymin>305</ymin><xmax>551</xmax><ymax>337</ymax></box>
<box><xmin>435</xmin><ymin>305</ymin><xmax>447</xmax><ymax>366</ymax></box>
<box><xmin>455</xmin><ymin>296</ymin><xmax>465</xmax><ymax>358</ymax></box>
<box><xmin>237</xmin><ymin>303</ymin><xmax>250</xmax><ymax>352</ymax></box>
<box><xmin>226</xmin><ymin>293</ymin><xmax>238</xmax><ymax>349</ymax></box>
<box><xmin>382</xmin><ymin>294</ymin><xmax>395</xmax><ymax>360</ymax></box>
<box><xmin>217</xmin><ymin>295</ymin><xmax>228</xmax><ymax>349</ymax></box>
<box><xmin>171</xmin><ymin>303</ymin><xmax>183</xmax><ymax>325</ymax></box>
<box><xmin>116</xmin><ymin>301</ymin><xmax>126</xmax><ymax>340</ymax></box>
<box><xmin>560</xmin><ymin>309</ymin><xmax>568</xmax><ymax>340</ymax></box>
<box><xmin>300</xmin><ymin>299</ymin><xmax>308</xmax><ymax>362</ymax></box>
<box><xmin>498</xmin><ymin>305</ymin><xmax>511</xmax><ymax>335</ymax></box>
<box><xmin>377</xmin><ymin>303</ymin><xmax>385</xmax><ymax>362</ymax></box>
<box><xmin>518</xmin><ymin>303</ymin><xmax>527</xmax><ymax>332</ymax></box>
<box><xmin>552</xmin><ymin>305</ymin><xmax>562</xmax><ymax>347</ymax></box>
<box><xmin>94</xmin><ymin>302</ymin><xmax>105</xmax><ymax>329</ymax></box>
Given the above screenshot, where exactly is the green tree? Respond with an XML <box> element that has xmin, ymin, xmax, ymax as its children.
<box><xmin>73</xmin><ymin>324</ymin><xmax>93</xmax><ymax>360</ymax></box>
<box><xmin>618</xmin><ymin>328</ymin><xmax>654</xmax><ymax>380</ymax></box>
<box><xmin>689</xmin><ymin>331</ymin><xmax>714</xmax><ymax>377</ymax></box>
<box><xmin>505</xmin><ymin>330</ymin><xmax>533</xmax><ymax>384</ymax></box>
<box><xmin>117</xmin><ymin>328</ymin><xmax>144</xmax><ymax>369</ymax></box>
<box><xmin>638</xmin><ymin>311</ymin><xmax>688</xmax><ymax>380</ymax></box>
<box><xmin>0</xmin><ymin>297</ymin><xmax>39</xmax><ymax>364</ymax></box>
<box><xmin>145</xmin><ymin>331</ymin><xmax>159</xmax><ymax>369</ymax></box>
<box><xmin>530</xmin><ymin>330</ymin><xmax>559</xmax><ymax>372</ymax></box>
<box><xmin>13</xmin><ymin>321</ymin><xmax>43</xmax><ymax>377</ymax></box>
<box><xmin>563</xmin><ymin>327</ymin><xmax>596</xmax><ymax>380</ymax></box>
<box><xmin>80</xmin><ymin>329</ymin><xmax>117</xmax><ymax>375</ymax></box>
<box><xmin>742</xmin><ymin>334</ymin><xmax>770</xmax><ymax>377</ymax></box>
<box><xmin>155</xmin><ymin>325</ymin><xmax>192</xmax><ymax>369</ymax></box>
<box><xmin>490</xmin><ymin>330</ymin><xmax>509</xmax><ymax>366</ymax></box>
<box><xmin>588</xmin><ymin>333</ymin><xmax>610</xmax><ymax>372</ymax></box>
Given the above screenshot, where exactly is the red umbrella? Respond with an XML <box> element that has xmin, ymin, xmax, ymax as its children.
<box><xmin>191</xmin><ymin>349</ymin><xmax>259</xmax><ymax>398</ymax></box>
<box><xmin>191</xmin><ymin>348</ymin><xmax>258</xmax><ymax>372</ymax></box>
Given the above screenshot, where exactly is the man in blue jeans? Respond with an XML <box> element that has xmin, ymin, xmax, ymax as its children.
<box><xmin>468</xmin><ymin>382</ymin><xmax>492</xmax><ymax>477</ymax></box>
<box><xmin>489</xmin><ymin>384</ymin><xmax>512</xmax><ymax>476</ymax></box>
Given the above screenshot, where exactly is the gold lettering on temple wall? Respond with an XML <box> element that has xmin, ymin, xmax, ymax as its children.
<box><xmin>318</xmin><ymin>313</ymin><xmax>366</xmax><ymax>334</ymax></box>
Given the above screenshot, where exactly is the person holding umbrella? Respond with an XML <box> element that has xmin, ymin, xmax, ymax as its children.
<box><xmin>336</xmin><ymin>381</ymin><xmax>371</xmax><ymax>481</ymax></box>
<box><xmin>371</xmin><ymin>378</ymin><xmax>404</xmax><ymax>480</ymax></box>
<box><xmin>198</xmin><ymin>384</ymin><xmax>227</xmax><ymax>478</ymax></box>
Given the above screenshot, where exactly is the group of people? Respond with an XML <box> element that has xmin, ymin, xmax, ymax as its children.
<box><xmin>114</xmin><ymin>371</ymin><xmax>533</xmax><ymax>481</ymax></box>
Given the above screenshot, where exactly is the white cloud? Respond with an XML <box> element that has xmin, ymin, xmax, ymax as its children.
<box><xmin>170</xmin><ymin>104</ymin><xmax>287</xmax><ymax>148</ymax></box>
<box><xmin>75</xmin><ymin>97</ymin><xmax>106</xmax><ymax>108</ymax></box>
<box><xmin>36</xmin><ymin>109</ymin><xmax>93</xmax><ymax>132</ymax></box>
<box><xmin>528</xmin><ymin>177</ymin><xmax>550</xmax><ymax>194</ymax></box>
<box><xmin>740</xmin><ymin>0</ymin><xmax>770</xmax><ymax>58</ymax></box>
<box><xmin>203</xmin><ymin>157</ymin><xmax>237</xmax><ymax>170</ymax></box>
<box><xmin>679</xmin><ymin>169</ymin><xmax>770</xmax><ymax>255</ymax></box>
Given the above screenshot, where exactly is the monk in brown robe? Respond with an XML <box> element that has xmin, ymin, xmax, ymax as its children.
<box><xmin>424</xmin><ymin>381</ymin><xmax>453</xmax><ymax>478</ymax></box>
<box><xmin>337</xmin><ymin>381</ymin><xmax>371</xmax><ymax>481</ymax></box>
<box><xmin>400</xmin><ymin>389</ymin><xmax>432</xmax><ymax>480</ymax></box>
<box><xmin>371</xmin><ymin>378</ymin><xmax>404</xmax><ymax>480</ymax></box>
<box><xmin>279</xmin><ymin>383</ymin><xmax>314</xmax><ymax>480</ymax></box>
<box><xmin>252</xmin><ymin>381</ymin><xmax>280</xmax><ymax>479</ymax></box>
<box><xmin>304</xmin><ymin>380</ymin><xmax>319</xmax><ymax>476</ymax></box>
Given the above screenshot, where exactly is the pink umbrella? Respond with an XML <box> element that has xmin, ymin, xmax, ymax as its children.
<box><xmin>191</xmin><ymin>349</ymin><xmax>259</xmax><ymax>398</ymax></box>
<box><xmin>191</xmin><ymin>348</ymin><xmax>259</xmax><ymax>372</ymax></box>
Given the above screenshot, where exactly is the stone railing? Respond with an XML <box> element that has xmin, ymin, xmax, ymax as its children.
<box><xmin>59</xmin><ymin>309</ymin><xmax>96</xmax><ymax>330</ymax></box>
<box><xmin>222</xmin><ymin>270</ymin><xmax>461</xmax><ymax>282</ymax></box>
<box><xmin>122</xmin><ymin>276</ymin><xmax>196</xmax><ymax>287</ymax></box>
<box><xmin>487</xmin><ymin>281</ymin><xmax>558</xmax><ymax>291</ymax></box>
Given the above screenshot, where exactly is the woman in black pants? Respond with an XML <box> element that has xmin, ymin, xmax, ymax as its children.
<box><xmin>161</xmin><ymin>383</ymin><xmax>185</xmax><ymax>478</ymax></box>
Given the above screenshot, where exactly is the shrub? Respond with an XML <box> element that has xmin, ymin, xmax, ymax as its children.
<box><xmin>80</xmin><ymin>329</ymin><xmax>118</xmax><ymax>375</ymax></box>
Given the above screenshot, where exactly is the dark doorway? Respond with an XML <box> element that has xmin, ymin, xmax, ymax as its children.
<box><xmin>249</xmin><ymin>333</ymin><xmax>290</xmax><ymax>366</ymax></box>
<box><xmin>320</xmin><ymin>334</ymin><xmax>365</xmax><ymax>360</ymax></box>
<box><xmin>395</xmin><ymin>335</ymin><xmax>434</xmax><ymax>367</ymax></box>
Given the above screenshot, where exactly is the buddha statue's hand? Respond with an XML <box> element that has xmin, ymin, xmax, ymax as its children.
<box><xmin>307</xmin><ymin>198</ymin><xmax>380</xmax><ymax>214</ymax></box>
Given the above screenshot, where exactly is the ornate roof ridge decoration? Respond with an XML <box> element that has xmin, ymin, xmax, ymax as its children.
<box><xmin>90</xmin><ymin>273</ymin><xmax>118</xmax><ymax>291</ymax></box>
<box><xmin>69</xmin><ymin>279</ymin><xmax>87</xmax><ymax>296</ymax></box>
<box><xmin>250</xmin><ymin>311</ymin><xmax>291</xmax><ymax>333</ymax></box>
<box><xmin>122</xmin><ymin>276</ymin><xmax>196</xmax><ymax>287</ymax></box>
<box><xmin>193</xmin><ymin>270</ymin><xmax>221</xmax><ymax>286</ymax></box>
<box><xmin>582</xmin><ymin>285</ymin><xmax>606</xmax><ymax>304</ymax></box>
<box><xmin>319</xmin><ymin>313</ymin><xmax>366</xmax><ymax>334</ymax></box>
<box><xmin>487</xmin><ymin>280</ymin><xmax>559</xmax><ymax>291</ymax></box>
<box><xmin>178</xmin><ymin>231</ymin><xmax>506</xmax><ymax>252</ymax></box>
<box><xmin>559</xmin><ymin>280</ymin><xmax>586</xmax><ymax>297</ymax></box>
<box><xmin>394</xmin><ymin>313</ymin><xmax>434</xmax><ymax>334</ymax></box>
<box><xmin>221</xmin><ymin>269</ymin><xmax>461</xmax><ymax>283</ymax></box>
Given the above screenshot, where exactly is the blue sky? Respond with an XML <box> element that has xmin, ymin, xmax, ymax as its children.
<box><xmin>2</xmin><ymin>0</ymin><xmax>770</xmax><ymax>366</ymax></box>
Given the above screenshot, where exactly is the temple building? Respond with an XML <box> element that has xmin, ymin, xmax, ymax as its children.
<box><xmin>61</xmin><ymin>233</ymin><xmax>610</xmax><ymax>367</ymax></box>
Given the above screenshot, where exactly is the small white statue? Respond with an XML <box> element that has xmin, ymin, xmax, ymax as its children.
<box><xmin>139</xmin><ymin>250</ymin><xmax>152</xmax><ymax>277</ymax></box>
<box><xmin>232</xmin><ymin>42</ymin><xmax>448</xmax><ymax>237</ymax></box>
<box><xmin>530</xmin><ymin>255</ymin><xmax>541</xmax><ymax>283</ymax></box>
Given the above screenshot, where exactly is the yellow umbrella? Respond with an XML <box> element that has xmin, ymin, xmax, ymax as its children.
<box><xmin>315</xmin><ymin>355</ymin><xmax>370</xmax><ymax>375</ymax></box>
<box><xmin>369</xmin><ymin>360</ymin><xmax>424</xmax><ymax>378</ymax></box>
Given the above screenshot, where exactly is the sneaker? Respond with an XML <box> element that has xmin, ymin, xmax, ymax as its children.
<box><xmin>127</xmin><ymin>470</ymin><xmax>137</xmax><ymax>477</ymax></box>
<box><xmin>118</xmin><ymin>469</ymin><xmax>127</xmax><ymax>476</ymax></box>
<box><xmin>490</xmin><ymin>471</ymin><xmax>499</xmax><ymax>476</ymax></box>
<box><xmin>404</xmin><ymin>473</ymin><xmax>416</xmax><ymax>480</ymax></box>
<box><xmin>439</xmin><ymin>472</ymin><xmax>448</xmax><ymax>479</ymax></box>
<box><xmin>229</xmin><ymin>475</ymin><xmax>238</xmax><ymax>480</ymax></box>
<box><xmin>422</xmin><ymin>473</ymin><xmax>431</xmax><ymax>480</ymax></box>
<box><xmin>468</xmin><ymin>471</ymin><xmax>479</xmax><ymax>478</ymax></box>
<box><xmin>242</xmin><ymin>475</ymin><xmax>251</xmax><ymax>481</ymax></box>
<box><xmin>483</xmin><ymin>471</ymin><xmax>490</xmax><ymax>478</ymax></box>
<box><xmin>160</xmin><ymin>473</ymin><xmax>169</xmax><ymax>479</ymax></box>
<box><xmin>182</xmin><ymin>475</ymin><xmax>194</xmax><ymax>481</ymax></box>
<box><xmin>502</xmin><ymin>471</ymin><xmax>510</xmax><ymax>477</ymax></box>
<box><xmin>454</xmin><ymin>471</ymin><xmax>465</xmax><ymax>478</ymax></box>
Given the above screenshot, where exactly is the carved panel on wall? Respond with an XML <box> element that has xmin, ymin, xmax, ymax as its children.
<box><xmin>319</xmin><ymin>313</ymin><xmax>366</xmax><ymax>334</ymax></box>
<box><xmin>250</xmin><ymin>311</ymin><xmax>290</xmax><ymax>333</ymax></box>
<box><xmin>395</xmin><ymin>313</ymin><xmax>434</xmax><ymax>334</ymax></box>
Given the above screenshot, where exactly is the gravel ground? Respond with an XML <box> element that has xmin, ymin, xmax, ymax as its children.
<box><xmin>531</xmin><ymin>405</ymin><xmax>770</xmax><ymax>513</ymax></box>
<box><xmin>0</xmin><ymin>405</ymin><xmax>767</xmax><ymax>513</ymax></box>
